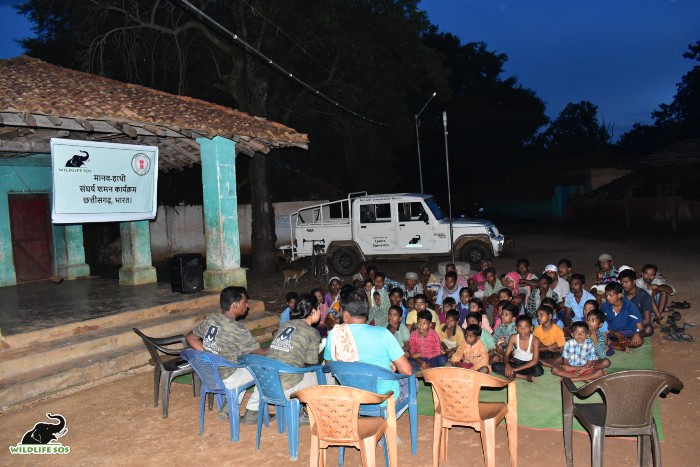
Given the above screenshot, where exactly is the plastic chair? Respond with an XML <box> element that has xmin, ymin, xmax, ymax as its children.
<box><xmin>420</xmin><ymin>367</ymin><xmax>517</xmax><ymax>467</ymax></box>
<box><xmin>561</xmin><ymin>369</ymin><xmax>683</xmax><ymax>467</ymax></box>
<box><xmin>132</xmin><ymin>328</ymin><xmax>199</xmax><ymax>418</ymax></box>
<box><xmin>292</xmin><ymin>385</ymin><xmax>397</xmax><ymax>467</ymax></box>
<box><xmin>324</xmin><ymin>361</ymin><xmax>419</xmax><ymax>461</ymax></box>
<box><xmin>180</xmin><ymin>349</ymin><xmax>255</xmax><ymax>442</ymax></box>
<box><xmin>238</xmin><ymin>354</ymin><xmax>325</xmax><ymax>461</ymax></box>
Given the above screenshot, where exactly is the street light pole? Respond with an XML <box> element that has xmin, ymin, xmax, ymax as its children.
<box><xmin>414</xmin><ymin>92</ymin><xmax>436</xmax><ymax>194</ymax></box>
<box><xmin>443</xmin><ymin>111</ymin><xmax>455</xmax><ymax>264</ymax></box>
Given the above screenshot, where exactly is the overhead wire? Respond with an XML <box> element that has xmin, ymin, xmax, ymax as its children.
<box><xmin>176</xmin><ymin>0</ymin><xmax>409</xmax><ymax>129</ymax></box>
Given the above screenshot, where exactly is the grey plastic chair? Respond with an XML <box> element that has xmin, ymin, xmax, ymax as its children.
<box><xmin>561</xmin><ymin>369</ymin><xmax>683</xmax><ymax>467</ymax></box>
<box><xmin>133</xmin><ymin>328</ymin><xmax>200</xmax><ymax>418</ymax></box>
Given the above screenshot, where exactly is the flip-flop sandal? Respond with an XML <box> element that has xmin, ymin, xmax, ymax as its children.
<box><xmin>664</xmin><ymin>331</ymin><xmax>694</xmax><ymax>342</ymax></box>
<box><xmin>664</xmin><ymin>332</ymin><xmax>682</xmax><ymax>341</ymax></box>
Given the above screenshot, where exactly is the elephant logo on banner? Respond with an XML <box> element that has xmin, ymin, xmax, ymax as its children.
<box><xmin>65</xmin><ymin>150</ymin><xmax>90</xmax><ymax>167</ymax></box>
<box><xmin>20</xmin><ymin>413</ymin><xmax>67</xmax><ymax>445</ymax></box>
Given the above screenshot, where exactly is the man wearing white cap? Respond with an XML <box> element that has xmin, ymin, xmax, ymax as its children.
<box><xmin>400</xmin><ymin>271</ymin><xmax>423</xmax><ymax>301</ymax></box>
<box><xmin>543</xmin><ymin>264</ymin><xmax>569</xmax><ymax>304</ymax></box>
<box><xmin>595</xmin><ymin>254</ymin><xmax>618</xmax><ymax>285</ymax></box>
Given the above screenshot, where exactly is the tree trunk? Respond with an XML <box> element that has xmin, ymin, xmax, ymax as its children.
<box><xmin>249</xmin><ymin>153</ymin><xmax>277</xmax><ymax>271</ymax></box>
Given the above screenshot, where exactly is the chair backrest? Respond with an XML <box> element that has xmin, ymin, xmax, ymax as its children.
<box><xmin>583</xmin><ymin>370</ymin><xmax>683</xmax><ymax>429</ymax></box>
<box><xmin>420</xmin><ymin>367</ymin><xmax>509</xmax><ymax>423</ymax></box>
<box><xmin>180</xmin><ymin>349</ymin><xmax>240</xmax><ymax>393</ymax></box>
<box><xmin>238</xmin><ymin>354</ymin><xmax>297</xmax><ymax>405</ymax></box>
<box><xmin>293</xmin><ymin>385</ymin><xmax>390</xmax><ymax>443</ymax></box>
<box><xmin>133</xmin><ymin>328</ymin><xmax>175</xmax><ymax>371</ymax></box>
<box><xmin>325</xmin><ymin>361</ymin><xmax>401</xmax><ymax>394</ymax></box>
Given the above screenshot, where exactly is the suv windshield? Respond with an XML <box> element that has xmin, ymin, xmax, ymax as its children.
<box><xmin>424</xmin><ymin>197</ymin><xmax>444</xmax><ymax>220</ymax></box>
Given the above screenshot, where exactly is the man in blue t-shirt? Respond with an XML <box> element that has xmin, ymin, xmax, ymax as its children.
<box><xmin>619</xmin><ymin>268</ymin><xmax>655</xmax><ymax>337</ymax></box>
<box><xmin>324</xmin><ymin>290</ymin><xmax>412</xmax><ymax>399</ymax></box>
<box><xmin>601</xmin><ymin>282</ymin><xmax>644</xmax><ymax>349</ymax></box>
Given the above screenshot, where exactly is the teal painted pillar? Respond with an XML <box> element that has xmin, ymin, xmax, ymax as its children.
<box><xmin>197</xmin><ymin>135</ymin><xmax>247</xmax><ymax>291</ymax></box>
<box><xmin>54</xmin><ymin>224</ymin><xmax>90</xmax><ymax>279</ymax></box>
<box><xmin>118</xmin><ymin>220</ymin><xmax>157</xmax><ymax>285</ymax></box>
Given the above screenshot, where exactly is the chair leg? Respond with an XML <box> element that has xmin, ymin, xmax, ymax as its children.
<box><xmin>287</xmin><ymin>402</ymin><xmax>300</xmax><ymax>460</ymax></box>
<box><xmin>310</xmin><ymin>434</ymin><xmax>319</xmax><ymax>467</ymax></box>
<box><xmin>481</xmin><ymin>419</ymin><xmax>497</xmax><ymax>467</ymax></box>
<box><xmin>563</xmin><ymin>413</ymin><xmax>574</xmax><ymax>467</ymax></box>
<box><xmin>441</xmin><ymin>427</ymin><xmax>449</xmax><ymax>463</ymax></box>
<box><xmin>192</xmin><ymin>372</ymin><xmax>201</xmax><ymax>397</ymax></box>
<box><xmin>256</xmin><ymin>405</ymin><xmax>264</xmax><ymax>451</ymax></box>
<box><xmin>153</xmin><ymin>367</ymin><xmax>161</xmax><ymax>408</ymax></box>
<box><xmin>432</xmin><ymin>414</ymin><xmax>441</xmax><ymax>467</ymax></box>
<box><xmin>228</xmin><ymin>392</ymin><xmax>242</xmax><ymax>443</ymax></box>
<box><xmin>651</xmin><ymin>420</ymin><xmax>662</xmax><ymax>467</ymax></box>
<box><xmin>360</xmin><ymin>437</ymin><xmax>377</xmax><ymax>467</ymax></box>
<box><xmin>339</xmin><ymin>446</ymin><xmax>345</xmax><ymax>467</ymax></box>
<box><xmin>386</xmin><ymin>429</ymin><xmax>398</xmax><ymax>467</ymax></box>
<box><xmin>505</xmin><ymin>410</ymin><xmax>518</xmax><ymax>467</ymax></box>
<box><xmin>591</xmin><ymin>427</ymin><xmax>605</xmax><ymax>467</ymax></box>
<box><xmin>199</xmin><ymin>391</ymin><xmax>207</xmax><ymax>436</ymax></box>
<box><xmin>161</xmin><ymin>374</ymin><xmax>172</xmax><ymax>418</ymax></box>
<box><xmin>409</xmin><ymin>388</ymin><xmax>418</xmax><ymax>456</ymax></box>
<box><xmin>382</xmin><ymin>434</ymin><xmax>389</xmax><ymax>467</ymax></box>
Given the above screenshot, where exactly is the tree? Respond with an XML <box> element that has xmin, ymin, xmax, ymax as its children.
<box><xmin>619</xmin><ymin>40</ymin><xmax>700</xmax><ymax>154</ymax></box>
<box><xmin>18</xmin><ymin>0</ymin><xmax>449</xmax><ymax>270</ymax></box>
<box><xmin>537</xmin><ymin>101</ymin><xmax>610</xmax><ymax>153</ymax></box>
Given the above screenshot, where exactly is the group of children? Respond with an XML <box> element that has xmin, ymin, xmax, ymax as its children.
<box><xmin>280</xmin><ymin>256</ymin><xmax>674</xmax><ymax>383</ymax></box>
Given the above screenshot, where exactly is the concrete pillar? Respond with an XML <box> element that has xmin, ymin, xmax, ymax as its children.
<box><xmin>119</xmin><ymin>220</ymin><xmax>157</xmax><ymax>285</ymax></box>
<box><xmin>54</xmin><ymin>224</ymin><xmax>90</xmax><ymax>279</ymax></box>
<box><xmin>197</xmin><ymin>135</ymin><xmax>247</xmax><ymax>291</ymax></box>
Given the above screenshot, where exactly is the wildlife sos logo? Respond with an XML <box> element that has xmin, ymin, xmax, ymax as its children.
<box><xmin>131</xmin><ymin>153</ymin><xmax>151</xmax><ymax>176</ymax></box>
<box><xmin>65</xmin><ymin>150</ymin><xmax>90</xmax><ymax>167</ymax></box>
<box><xmin>9</xmin><ymin>413</ymin><xmax>70</xmax><ymax>455</ymax></box>
<box><xmin>270</xmin><ymin>326</ymin><xmax>295</xmax><ymax>352</ymax></box>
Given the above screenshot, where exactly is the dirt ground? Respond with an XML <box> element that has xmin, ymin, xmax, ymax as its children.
<box><xmin>2</xmin><ymin>224</ymin><xmax>699</xmax><ymax>466</ymax></box>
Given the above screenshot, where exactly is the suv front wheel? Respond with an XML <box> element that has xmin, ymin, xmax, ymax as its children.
<box><xmin>459</xmin><ymin>241</ymin><xmax>489</xmax><ymax>269</ymax></box>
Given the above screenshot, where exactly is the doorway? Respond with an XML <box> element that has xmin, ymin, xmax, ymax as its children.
<box><xmin>9</xmin><ymin>193</ymin><xmax>54</xmax><ymax>282</ymax></box>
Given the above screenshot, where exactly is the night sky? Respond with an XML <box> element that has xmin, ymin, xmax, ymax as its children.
<box><xmin>2</xmin><ymin>0</ymin><xmax>699</xmax><ymax>139</ymax></box>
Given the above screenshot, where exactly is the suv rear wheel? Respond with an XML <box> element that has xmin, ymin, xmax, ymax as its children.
<box><xmin>332</xmin><ymin>248</ymin><xmax>359</xmax><ymax>276</ymax></box>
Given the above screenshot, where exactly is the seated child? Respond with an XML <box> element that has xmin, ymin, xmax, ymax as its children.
<box><xmin>386</xmin><ymin>305</ymin><xmax>410</xmax><ymax>353</ymax></box>
<box><xmin>438</xmin><ymin>296</ymin><xmax>457</xmax><ymax>324</ymax></box>
<box><xmin>279</xmin><ymin>291</ymin><xmax>298</xmax><ymax>325</ymax></box>
<box><xmin>389</xmin><ymin>287</ymin><xmax>407</xmax><ymax>323</ymax></box>
<box><xmin>368</xmin><ymin>291</ymin><xmax>384</xmax><ymax>326</ymax></box>
<box><xmin>492</xmin><ymin>303</ymin><xmax>519</xmax><ymax>362</ymax></box>
<box><xmin>586</xmin><ymin>308</ymin><xmax>614</xmax><ymax>358</ymax></box>
<box><xmin>450</xmin><ymin>324</ymin><xmax>491</xmax><ymax>373</ymax></box>
<box><xmin>552</xmin><ymin>321</ymin><xmax>611</xmax><ymax>382</ymax></box>
<box><xmin>492</xmin><ymin>315</ymin><xmax>544</xmax><ymax>382</ymax></box>
<box><xmin>533</xmin><ymin>305</ymin><xmax>565</xmax><ymax>367</ymax></box>
<box><xmin>467</xmin><ymin>297</ymin><xmax>493</xmax><ymax>334</ymax></box>
<box><xmin>465</xmin><ymin>311</ymin><xmax>496</xmax><ymax>352</ymax></box>
<box><xmin>492</xmin><ymin>300</ymin><xmax>511</xmax><ymax>332</ymax></box>
<box><xmin>405</xmin><ymin>294</ymin><xmax>439</xmax><ymax>330</ymax></box>
<box><xmin>408</xmin><ymin>310</ymin><xmax>447</xmax><ymax>370</ymax></box>
<box><xmin>456</xmin><ymin>287</ymin><xmax>473</xmax><ymax>327</ymax></box>
<box><xmin>405</xmin><ymin>296</ymin><xmax>416</xmax><ymax>323</ymax></box>
<box><xmin>436</xmin><ymin>309</ymin><xmax>465</xmax><ymax>358</ymax></box>
<box><xmin>542</xmin><ymin>297</ymin><xmax>565</xmax><ymax>330</ymax></box>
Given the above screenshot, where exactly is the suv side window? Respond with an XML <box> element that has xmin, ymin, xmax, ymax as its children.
<box><xmin>360</xmin><ymin>203</ymin><xmax>392</xmax><ymax>223</ymax></box>
<box><xmin>399</xmin><ymin>202</ymin><xmax>426</xmax><ymax>221</ymax></box>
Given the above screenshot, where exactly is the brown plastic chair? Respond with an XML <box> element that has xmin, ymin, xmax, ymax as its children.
<box><xmin>562</xmin><ymin>369</ymin><xmax>683</xmax><ymax>467</ymax></box>
<box><xmin>420</xmin><ymin>367</ymin><xmax>517</xmax><ymax>467</ymax></box>
<box><xmin>133</xmin><ymin>328</ymin><xmax>199</xmax><ymax>418</ymax></box>
<box><xmin>292</xmin><ymin>385</ymin><xmax>398</xmax><ymax>467</ymax></box>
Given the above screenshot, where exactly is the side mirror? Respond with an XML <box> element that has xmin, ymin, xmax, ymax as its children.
<box><xmin>419</xmin><ymin>212</ymin><xmax>429</xmax><ymax>223</ymax></box>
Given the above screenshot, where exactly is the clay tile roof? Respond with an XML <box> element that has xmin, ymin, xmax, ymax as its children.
<box><xmin>0</xmin><ymin>56</ymin><xmax>309</xmax><ymax>154</ymax></box>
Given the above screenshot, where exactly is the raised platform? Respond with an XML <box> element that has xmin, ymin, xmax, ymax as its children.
<box><xmin>0</xmin><ymin>277</ymin><xmax>278</xmax><ymax>408</ymax></box>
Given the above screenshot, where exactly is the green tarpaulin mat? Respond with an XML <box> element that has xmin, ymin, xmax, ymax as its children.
<box><xmin>417</xmin><ymin>338</ymin><xmax>662</xmax><ymax>438</ymax></box>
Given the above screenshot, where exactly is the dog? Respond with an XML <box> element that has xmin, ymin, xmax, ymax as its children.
<box><xmin>283</xmin><ymin>268</ymin><xmax>308</xmax><ymax>287</ymax></box>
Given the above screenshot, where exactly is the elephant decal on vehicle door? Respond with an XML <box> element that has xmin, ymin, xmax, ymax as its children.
<box><xmin>21</xmin><ymin>413</ymin><xmax>67</xmax><ymax>444</ymax></box>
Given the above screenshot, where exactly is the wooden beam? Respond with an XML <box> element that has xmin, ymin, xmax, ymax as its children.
<box><xmin>162</xmin><ymin>140</ymin><xmax>198</xmax><ymax>167</ymax></box>
<box><xmin>0</xmin><ymin>139</ymin><xmax>50</xmax><ymax>153</ymax></box>
<box><xmin>75</xmin><ymin>118</ymin><xmax>94</xmax><ymax>132</ymax></box>
<box><xmin>47</xmin><ymin>115</ymin><xmax>63</xmax><ymax>126</ymax></box>
<box><xmin>143</xmin><ymin>124</ymin><xmax>168</xmax><ymax>137</ymax></box>
<box><xmin>113</xmin><ymin>122</ymin><xmax>138</xmax><ymax>139</ymax></box>
<box><xmin>20</xmin><ymin>112</ymin><xmax>37</xmax><ymax>127</ymax></box>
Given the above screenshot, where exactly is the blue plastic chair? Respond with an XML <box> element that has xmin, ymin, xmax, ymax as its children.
<box><xmin>238</xmin><ymin>354</ymin><xmax>325</xmax><ymax>461</ymax></box>
<box><xmin>324</xmin><ymin>361</ymin><xmax>419</xmax><ymax>464</ymax></box>
<box><xmin>180</xmin><ymin>349</ymin><xmax>255</xmax><ymax>443</ymax></box>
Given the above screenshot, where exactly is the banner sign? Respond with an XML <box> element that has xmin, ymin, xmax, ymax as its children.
<box><xmin>51</xmin><ymin>138</ymin><xmax>158</xmax><ymax>223</ymax></box>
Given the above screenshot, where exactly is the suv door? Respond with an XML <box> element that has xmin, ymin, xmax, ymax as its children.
<box><xmin>397</xmin><ymin>201</ymin><xmax>435</xmax><ymax>251</ymax></box>
<box><xmin>356</xmin><ymin>202</ymin><xmax>396</xmax><ymax>252</ymax></box>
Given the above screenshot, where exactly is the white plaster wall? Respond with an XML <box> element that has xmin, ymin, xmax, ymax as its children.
<box><xmin>150</xmin><ymin>200</ymin><xmax>326</xmax><ymax>260</ymax></box>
